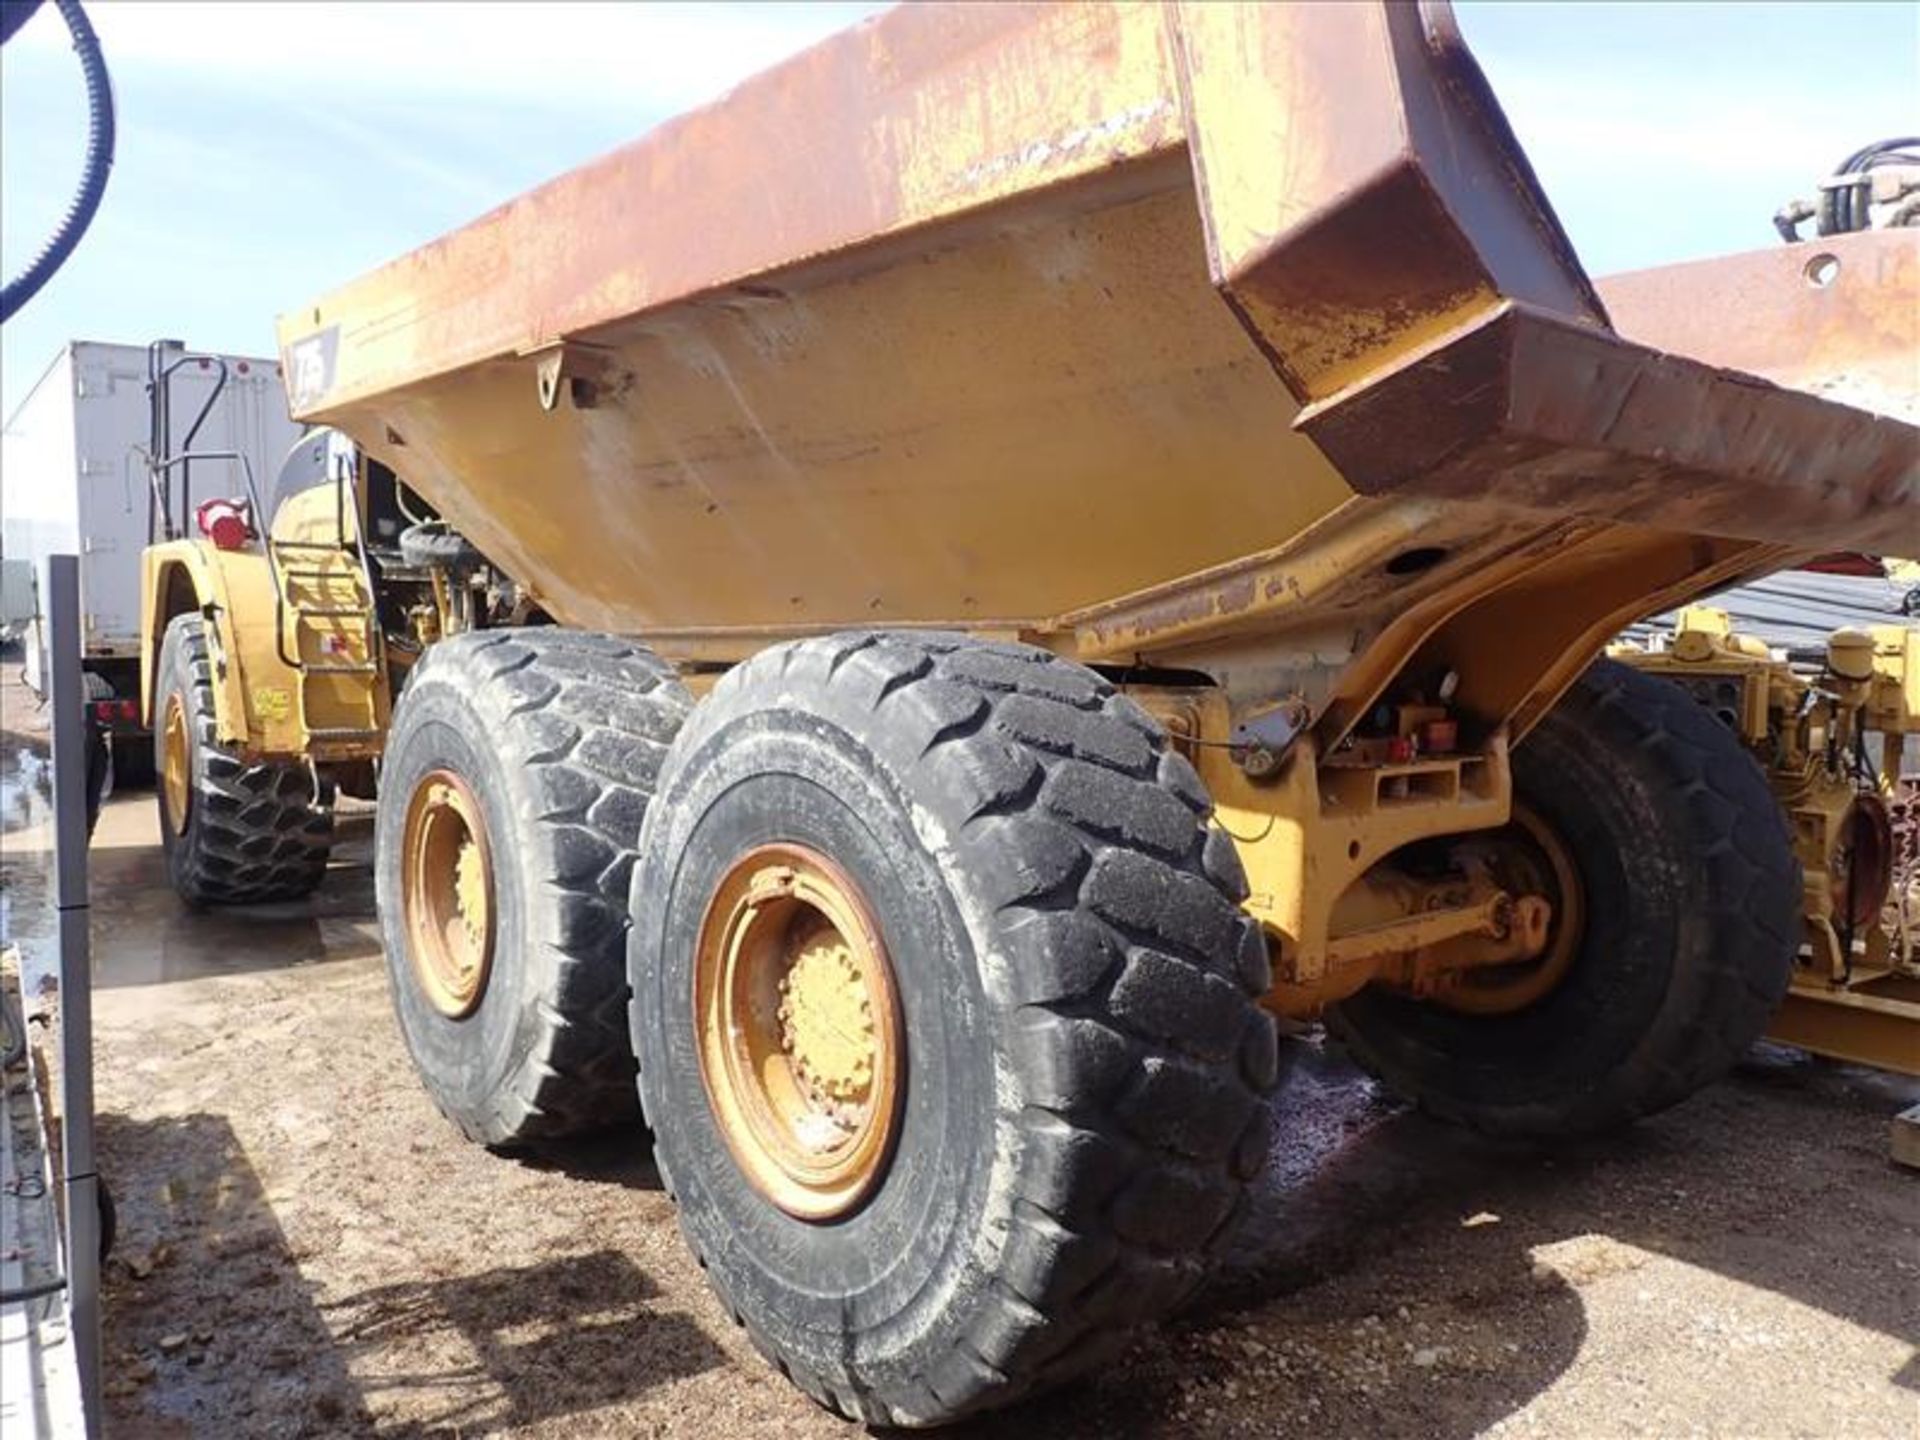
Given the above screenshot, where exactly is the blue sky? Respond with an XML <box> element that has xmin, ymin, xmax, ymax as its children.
<box><xmin>3</xmin><ymin>1</ymin><xmax>1915</xmax><ymax>420</ymax></box>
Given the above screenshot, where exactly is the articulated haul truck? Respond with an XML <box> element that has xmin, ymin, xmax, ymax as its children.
<box><xmin>139</xmin><ymin>2</ymin><xmax>1916</xmax><ymax>1425</ymax></box>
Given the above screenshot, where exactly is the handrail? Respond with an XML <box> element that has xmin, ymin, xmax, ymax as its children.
<box><xmin>150</xmin><ymin>424</ymin><xmax>382</xmax><ymax>687</ymax></box>
<box><xmin>146</xmin><ymin>352</ymin><xmax>229</xmax><ymax>540</ymax></box>
<box><xmin>339</xmin><ymin>451</ymin><xmax>385</xmax><ymax>675</ymax></box>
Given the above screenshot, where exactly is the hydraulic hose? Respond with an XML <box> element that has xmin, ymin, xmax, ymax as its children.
<box><xmin>1822</xmin><ymin>136</ymin><xmax>1920</xmax><ymax>238</ymax></box>
<box><xmin>0</xmin><ymin>0</ymin><xmax>115</xmax><ymax>324</ymax></box>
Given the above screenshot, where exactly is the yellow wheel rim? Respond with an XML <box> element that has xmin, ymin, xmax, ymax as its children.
<box><xmin>693</xmin><ymin>843</ymin><xmax>904</xmax><ymax>1221</ymax></box>
<box><xmin>401</xmin><ymin>770</ymin><xmax>496</xmax><ymax>1018</ymax></box>
<box><xmin>1434</xmin><ymin>804</ymin><xmax>1585</xmax><ymax>1016</ymax></box>
<box><xmin>161</xmin><ymin>694</ymin><xmax>191</xmax><ymax>836</ymax></box>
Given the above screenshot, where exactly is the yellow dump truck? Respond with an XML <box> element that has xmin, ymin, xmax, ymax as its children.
<box><xmin>140</xmin><ymin>2</ymin><xmax>1917</xmax><ymax>1425</ymax></box>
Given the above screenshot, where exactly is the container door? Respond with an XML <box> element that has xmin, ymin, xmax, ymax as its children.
<box><xmin>71</xmin><ymin>351</ymin><xmax>153</xmax><ymax>657</ymax></box>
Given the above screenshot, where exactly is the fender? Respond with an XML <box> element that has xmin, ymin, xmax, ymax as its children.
<box><xmin>140</xmin><ymin>537</ymin><xmax>309</xmax><ymax>758</ymax></box>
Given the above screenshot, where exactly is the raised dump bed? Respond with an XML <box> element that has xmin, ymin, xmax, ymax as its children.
<box><xmin>224</xmin><ymin>1</ymin><xmax>1920</xmax><ymax>1426</ymax></box>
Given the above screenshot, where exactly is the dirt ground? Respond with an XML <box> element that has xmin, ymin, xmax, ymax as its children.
<box><xmin>2</xmin><ymin>659</ymin><xmax>1916</xmax><ymax>1438</ymax></box>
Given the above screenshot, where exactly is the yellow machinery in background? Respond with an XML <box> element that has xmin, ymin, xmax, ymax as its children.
<box><xmin>1621</xmin><ymin>609</ymin><xmax>1920</xmax><ymax>1073</ymax></box>
<box><xmin>135</xmin><ymin>405</ymin><xmax>489</xmax><ymax>905</ymax></box>
<box><xmin>137</xmin><ymin>424</ymin><xmax>389</xmax><ymax>905</ymax></box>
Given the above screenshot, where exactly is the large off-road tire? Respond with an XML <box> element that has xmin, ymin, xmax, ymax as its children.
<box><xmin>398</xmin><ymin>521</ymin><xmax>484</xmax><ymax>573</ymax></box>
<box><xmin>155</xmin><ymin>615</ymin><xmax>333</xmax><ymax>904</ymax></box>
<box><xmin>630</xmin><ymin>632</ymin><xmax>1277</xmax><ymax>1427</ymax></box>
<box><xmin>1327</xmin><ymin>658</ymin><xmax>1799</xmax><ymax>1138</ymax></box>
<box><xmin>375</xmin><ymin>628</ymin><xmax>691</xmax><ymax>1146</ymax></box>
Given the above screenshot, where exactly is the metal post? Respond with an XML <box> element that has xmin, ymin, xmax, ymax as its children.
<box><xmin>46</xmin><ymin>555</ymin><xmax>101</xmax><ymax>1437</ymax></box>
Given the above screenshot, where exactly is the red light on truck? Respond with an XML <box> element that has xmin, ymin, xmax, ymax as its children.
<box><xmin>195</xmin><ymin>497</ymin><xmax>253</xmax><ymax>550</ymax></box>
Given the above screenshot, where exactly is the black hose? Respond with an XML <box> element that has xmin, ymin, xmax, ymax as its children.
<box><xmin>0</xmin><ymin>0</ymin><xmax>115</xmax><ymax>324</ymax></box>
<box><xmin>0</xmin><ymin>0</ymin><xmax>45</xmax><ymax>46</ymax></box>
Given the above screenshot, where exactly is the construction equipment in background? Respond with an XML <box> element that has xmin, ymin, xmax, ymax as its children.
<box><xmin>134</xmin><ymin>372</ymin><xmax>531</xmax><ymax>904</ymax></box>
<box><xmin>126</xmin><ymin>0</ymin><xmax>1920</xmax><ymax>1425</ymax></box>
<box><xmin>2</xmin><ymin>341</ymin><xmax>302</xmax><ymax>786</ymax></box>
<box><xmin>1619</xmin><ymin>606</ymin><xmax>1920</xmax><ymax>1074</ymax></box>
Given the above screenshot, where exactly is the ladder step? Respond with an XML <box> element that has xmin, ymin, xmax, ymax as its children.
<box><xmin>272</xmin><ymin>539</ymin><xmax>354</xmax><ymax>552</ymax></box>
<box><xmin>296</xmin><ymin>607</ymin><xmax>371</xmax><ymax>618</ymax></box>
<box><xmin>306</xmin><ymin>726</ymin><xmax>383</xmax><ymax>739</ymax></box>
<box><xmin>302</xmin><ymin>661</ymin><xmax>381</xmax><ymax>675</ymax></box>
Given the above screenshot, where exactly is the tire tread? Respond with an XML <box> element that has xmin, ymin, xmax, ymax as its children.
<box><xmin>161</xmin><ymin>615</ymin><xmax>332</xmax><ymax>905</ymax></box>
<box><xmin>391</xmin><ymin>628</ymin><xmax>690</xmax><ymax>1145</ymax></box>
<box><xmin>635</xmin><ymin>631</ymin><xmax>1277</xmax><ymax>1425</ymax></box>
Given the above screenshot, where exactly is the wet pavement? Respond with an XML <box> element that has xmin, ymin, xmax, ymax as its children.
<box><xmin>1</xmin><ymin>751</ymin><xmax>381</xmax><ymax>1000</ymax></box>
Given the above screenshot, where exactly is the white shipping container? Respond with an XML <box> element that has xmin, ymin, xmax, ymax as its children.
<box><xmin>0</xmin><ymin>340</ymin><xmax>303</xmax><ymax>701</ymax></box>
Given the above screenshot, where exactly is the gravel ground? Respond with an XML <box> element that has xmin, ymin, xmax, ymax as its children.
<box><xmin>2</xmin><ymin>663</ymin><xmax>1916</xmax><ymax>1438</ymax></box>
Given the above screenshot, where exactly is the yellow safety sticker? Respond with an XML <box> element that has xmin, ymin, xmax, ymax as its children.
<box><xmin>254</xmin><ymin>687</ymin><xmax>293</xmax><ymax>721</ymax></box>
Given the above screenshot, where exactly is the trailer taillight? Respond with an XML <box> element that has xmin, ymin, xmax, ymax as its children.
<box><xmin>91</xmin><ymin>700</ymin><xmax>114</xmax><ymax>723</ymax></box>
<box><xmin>119</xmin><ymin>699</ymin><xmax>138</xmax><ymax>722</ymax></box>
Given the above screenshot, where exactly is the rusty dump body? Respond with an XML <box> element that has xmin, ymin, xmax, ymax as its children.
<box><xmin>280</xmin><ymin>1</ymin><xmax>1915</xmax><ymax>713</ymax></box>
<box><xmin>277</xmin><ymin>0</ymin><xmax>1917</xmax><ymax>988</ymax></box>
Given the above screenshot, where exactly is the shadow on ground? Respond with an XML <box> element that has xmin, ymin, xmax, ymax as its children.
<box><xmin>953</xmin><ymin>1040</ymin><xmax>1589</xmax><ymax>1440</ymax></box>
<box><xmin>98</xmin><ymin>1111</ymin><xmax>368</xmax><ymax>1438</ymax></box>
<box><xmin>98</xmin><ymin>1111</ymin><xmax>720</xmax><ymax>1439</ymax></box>
<box><xmin>514</xmin><ymin>1126</ymin><xmax>666</xmax><ymax>1194</ymax></box>
<box><xmin>963</xmin><ymin>1035</ymin><xmax>1917</xmax><ymax>1439</ymax></box>
<box><xmin>1225</xmin><ymin>1038</ymin><xmax>1917</xmax><ymax>1346</ymax></box>
<box><xmin>75</xmin><ymin>790</ymin><xmax>1917</xmax><ymax>1438</ymax></box>
<box><xmin>321</xmin><ymin>1249</ymin><xmax>725</xmax><ymax>1437</ymax></box>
